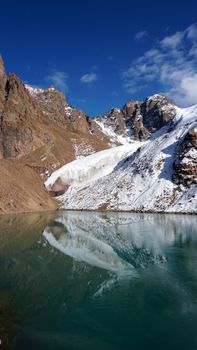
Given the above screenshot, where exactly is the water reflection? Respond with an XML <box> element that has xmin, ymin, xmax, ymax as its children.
<box><xmin>43</xmin><ymin>211</ymin><xmax>197</xmax><ymax>272</ymax></box>
<box><xmin>0</xmin><ymin>211</ymin><xmax>197</xmax><ymax>350</ymax></box>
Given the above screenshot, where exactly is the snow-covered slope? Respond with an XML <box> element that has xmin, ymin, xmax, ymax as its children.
<box><xmin>95</xmin><ymin>117</ymin><xmax>132</xmax><ymax>145</ymax></box>
<box><xmin>45</xmin><ymin>105</ymin><xmax>197</xmax><ymax>213</ymax></box>
<box><xmin>45</xmin><ymin>142</ymin><xmax>143</xmax><ymax>191</ymax></box>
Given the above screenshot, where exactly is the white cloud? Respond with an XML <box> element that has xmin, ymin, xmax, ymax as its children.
<box><xmin>80</xmin><ymin>73</ymin><xmax>97</xmax><ymax>83</ymax></box>
<box><xmin>186</xmin><ymin>23</ymin><xmax>197</xmax><ymax>40</ymax></box>
<box><xmin>122</xmin><ymin>24</ymin><xmax>197</xmax><ymax>106</ymax></box>
<box><xmin>160</xmin><ymin>31</ymin><xmax>184</xmax><ymax>49</ymax></box>
<box><xmin>171</xmin><ymin>74</ymin><xmax>197</xmax><ymax>106</ymax></box>
<box><xmin>45</xmin><ymin>70</ymin><xmax>69</xmax><ymax>92</ymax></box>
<box><xmin>135</xmin><ymin>30</ymin><xmax>148</xmax><ymax>40</ymax></box>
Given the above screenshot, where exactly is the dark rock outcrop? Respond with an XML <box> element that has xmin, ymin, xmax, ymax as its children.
<box><xmin>0</xmin><ymin>56</ymin><xmax>7</xmax><ymax>110</ymax></box>
<box><xmin>142</xmin><ymin>95</ymin><xmax>176</xmax><ymax>131</ymax></box>
<box><xmin>0</xmin><ymin>68</ymin><xmax>46</xmax><ymax>158</ymax></box>
<box><xmin>123</xmin><ymin>94</ymin><xmax>176</xmax><ymax>138</ymax></box>
<box><xmin>173</xmin><ymin>127</ymin><xmax>197</xmax><ymax>187</ymax></box>
<box><xmin>96</xmin><ymin>108</ymin><xmax>126</xmax><ymax>134</ymax></box>
<box><xmin>96</xmin><ymin>94</ymin><xmax>176</xmax><ymax>141</ymax></box>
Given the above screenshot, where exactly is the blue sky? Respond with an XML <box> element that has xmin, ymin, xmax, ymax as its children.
<box><xmin>1</xmin><ymin>0</ymin><xmax>197</xmax><ymax>115</ymax></box>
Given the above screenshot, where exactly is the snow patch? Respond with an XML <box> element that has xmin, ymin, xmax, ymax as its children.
<box><xmin>95</xmin><ymin>119</ymin><xmax>132</xmax><ymax>145</ymax></box>
<box><xmin>25</xmin><ymin>84</ymin><xmax>44</xmax><ymax>96</ymax></box>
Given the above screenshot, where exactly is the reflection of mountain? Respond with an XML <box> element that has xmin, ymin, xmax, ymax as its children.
<box><xmin>43</xmin><ymin>211</ymin><xmax>197</xmax><ymax>273</ymax></box>
<box><xmin>43</xmin><ymin>226</ymin><xmax>134</xmax><ymax>275</ymax></box>
<box><xmin>0</xmin><ymin>211</ymin><xmax>197</xmax><ymax>349</ymax></box>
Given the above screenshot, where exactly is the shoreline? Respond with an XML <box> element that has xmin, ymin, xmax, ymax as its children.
<box><xmin>0</xmin><ymin>206</ymin><xmax>196</xmax><ymax>217</ymax></box>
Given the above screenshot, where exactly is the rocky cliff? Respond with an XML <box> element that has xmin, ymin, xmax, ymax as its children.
<box><xmin>0</xmin><ymin>58</ymin><xmax>110</xmax><ymax>213</ymax></box>
<box><xmin>96</xmin><ymin>94</ymin><xmax>176</xmax><ymax>141</ymax></box>
<box><xmin>26</xmin><ymin>84</ymin><xmax>106</xmax><ymax>138</ymax></box>
<box><xmin>174</xmin><ymin>127</ymin><xmax>197</xmax><ymax>187</ymax></box>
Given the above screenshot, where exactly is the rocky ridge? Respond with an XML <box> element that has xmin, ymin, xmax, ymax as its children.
<box><xmin>96</xmin><ymin>94</ymin><xmax>176</xmax><ymax>141</ymax></box>
<box><xmin>0</xmin><ymin>57</ymin><xmax>110</xmax><ymax>213</ymax></box>
<box><xmin>173</xmin><ymin>127</ymin><xmax>197</xmax><ymax>187</ymax></box>
<box><xmin>26</xmin><ymin>84</ymin><xmax>106</xmax><ymax>137</ymax></box>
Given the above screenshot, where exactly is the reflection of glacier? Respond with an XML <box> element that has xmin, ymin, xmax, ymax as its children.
<box><xmin>43</xmin><ymin>211</ymin><xmax>197</xmax><ymax>275</ymax></box>
<box><xmin>43</xmin><ymin>226</ymin><xmax>134</xmax><ymax>275</ymax></box>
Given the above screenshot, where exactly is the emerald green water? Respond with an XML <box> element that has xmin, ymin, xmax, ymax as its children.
<box><xmin>0</xmin><ymin>211</ymin><xmax>197</xmax><ymax>350</ymax></box>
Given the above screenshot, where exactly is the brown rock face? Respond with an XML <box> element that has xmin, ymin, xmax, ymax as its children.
<box><xmin>28</xmin><ymin>85</ymin><xmax>109</xmax><ymax>138</ymax></box>
<box><xmin>0</xmin><ymin>74</ymin><xmax>49</xmax><ymax>159</ymax></box>
<box><xmin>173</xmin><ymin>128</ymin><xmax>197</xmax><ymax>187</ymax></box>
<box><xmin>31</xmin><ymin>87</ymin><xmax>68</xmax><ymax>125</ymax></box>
<box><xmin>29</xmin><ymin>85</ymin><xmax>90</xmax><ymax>132</ymax></box>
<box><xmin>97</xmin><ymin>94</ymin><xmax>176</xmax><ymax>141</ymax></box>
<box><xmin>122</xmin><ymin>100</ymin><xmax>149</xmax><ymax>139</ymax></box>
<box><xmin>65</xmin><ymin>108</ymin><xmax>91</xmax><ymax>134</ymax></box>
<box><xmin>0</xmin><ymin>62</ymin><xmax>110</xmax><ymax>161</ymax></box>
<box><xmin>122</xmin><ymin>100</ymin><xmax>138</xmax><ymax>119</ymax></box>
<box><xmin>101</xmin><ymin>108</ymin><xmax>126</xmax><ymax>134</ymax></box>
<box><xmin>0</xmin><ymin>59</ymin><xmax>111</xmax><ymax>213</ymax></box>
<box><xmin>123</xmin><ymin>94</ymin><xmax>176</xmax><ymax>138</ymax></box>
<box><xmin>133</xmin><ymin>110</ymin><xmax>150</xmax><ymax>140</ymax></box>
<box><xmin>0</xmin><ymin>159</ymin><xmax>58</xmax><ymax>214</ymax></box>
<box><xmin>0</xmin><ymin>56</ymin><xmax>7</xmax><ymax>112</ymax></box>
<box><xmin>142</xmin><ymin>95</ymin><xmax>176</xmax><ymax>132</ymax></box>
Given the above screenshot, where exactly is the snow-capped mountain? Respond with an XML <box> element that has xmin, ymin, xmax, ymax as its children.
<box><xmin>0</xmin><ymin>56</ymin><xmax>196</xmax><ymax>214</ymax></box>
<box><xmin>95</xmin><ymin>94</ymin><xmax>176</xmax><ymax>143</ymax></box>
<box><xmin>45</xmin><ymin>103</ymin><xmax>197</xmax><ymax>213</ymax></box>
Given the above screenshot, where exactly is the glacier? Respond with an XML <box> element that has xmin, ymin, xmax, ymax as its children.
<box><xmin>45</xmin><ymin>142</ymin><xmax>144</xmax><ymax>191</ymax></box>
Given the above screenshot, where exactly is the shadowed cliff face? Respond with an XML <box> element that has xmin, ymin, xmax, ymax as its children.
<box><xmin>0</xmin><ymin>59</ymin><xmax>110</xmax><ymax>160</ymax></box>
<box><xmin>173</xmin><ymin>127</ymin><xmax>197</xmax><ymax>187</ymax></box>
<box><xmin>0</xmin><ymin>56</ymin><xmax>7</xmax><ymax>111</ymax></box>
<box><xmin>0</xmin><ymin>72</ymin><xmax>47</xmax><ymax>159</ymax></box>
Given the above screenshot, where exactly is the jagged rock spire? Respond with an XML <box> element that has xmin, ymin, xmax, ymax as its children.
<box><xmin>0</xmin><ymin>55</ymin><xmax>7</xmax><ymax>110</ymax></box>
<box><xmin>0</xmin><ymin>55</ymin><xmax>6</xmax><ymax>77</ymax></box>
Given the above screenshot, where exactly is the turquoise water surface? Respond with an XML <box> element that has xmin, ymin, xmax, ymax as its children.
<box><xmin>0</xmin><ymin>211</ymin><xmax>197</xmax><ymax>350</ymax></box>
